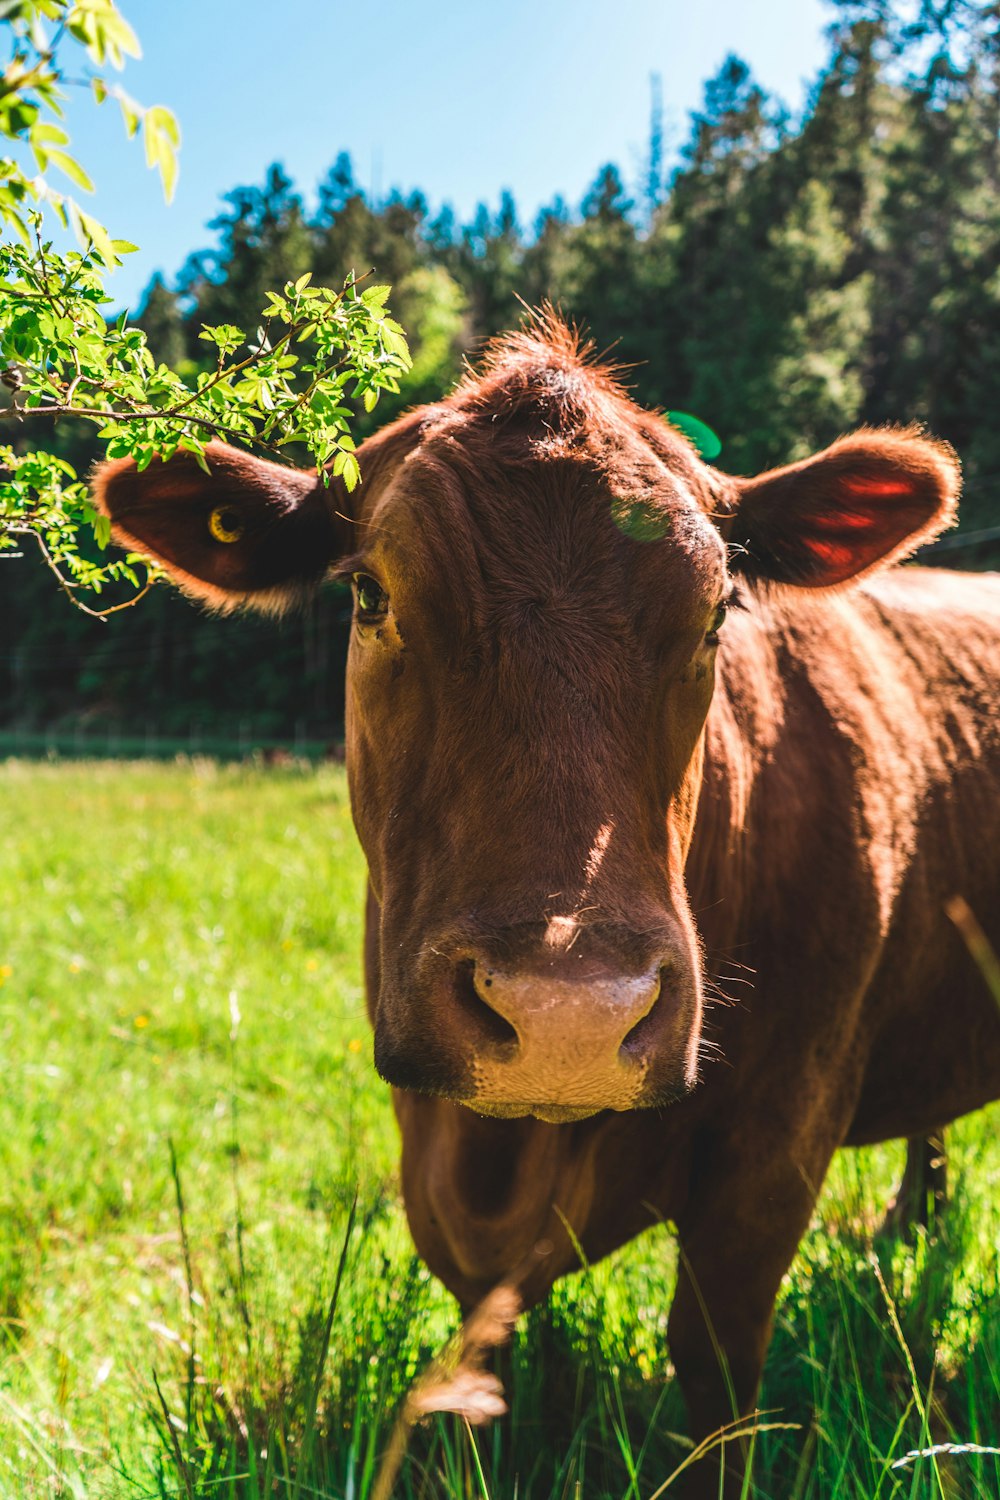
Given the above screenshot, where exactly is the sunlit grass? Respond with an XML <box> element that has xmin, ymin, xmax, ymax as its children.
<box><xmin>0</xmin><ymin>760</ymin><xmax>997</xmax><ymax>1498</ymax></box>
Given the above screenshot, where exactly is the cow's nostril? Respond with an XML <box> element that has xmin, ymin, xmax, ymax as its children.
<box><xmin>619</xmin><ymin>966</ymin><xmax>666</xmax><ymax>1060</ymax></box>
<box><xmin>454</xmin><ymin>959</ymin><xmax>519</xmax><ymax>1053</ymax></box>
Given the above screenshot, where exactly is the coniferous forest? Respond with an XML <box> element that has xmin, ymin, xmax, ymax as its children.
<box><xmin>7</xmin><ymin>0</ymin><xmax>1000</xmax><ymax>745</ymax></box>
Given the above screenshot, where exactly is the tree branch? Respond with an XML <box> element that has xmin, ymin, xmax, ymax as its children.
<box><xmin>1</xmin><ymin>399</ymin><xmax>275</xmax><ymax>452</ymax></box>
<box><xmin>21</xmin><ymin>529</ymin><xmax>153</xmax><ymax>619</ymax></box>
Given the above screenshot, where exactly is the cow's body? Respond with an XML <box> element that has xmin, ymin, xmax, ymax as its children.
<box><xmin>95</xmin><ymin>321</ymin><xmax>1000</xmax><ymax>1495</ymax></box>
<box><xmin>383</xmin><ymin>565</ymin><xmax>1000</xmax><ymax>1459</ymax></box>
<box><xmin>393</xmin><ymin>565</ymin><xmax>1000</xmax><ymax>1269</ymax></box>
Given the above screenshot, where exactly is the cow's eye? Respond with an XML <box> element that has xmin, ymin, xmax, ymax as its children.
<box><xmin>705</xmin><ymin>601</ymin><xmax>728</xmax><ymax>644</ymax></box>
<box><xmin>353</xmin><ymin>573</ymin><xmax>389</xmax><ymax>621</ymax></box>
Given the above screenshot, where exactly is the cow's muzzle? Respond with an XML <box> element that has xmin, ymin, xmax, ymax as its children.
<box><xmin>373</xmin><ymin>919</ymin><xmax>703</xmax><ymax>1116</ymax></box>
<box><xmin>442</xmin><ymin>940</ymin><xmax>700</xmax><ymax>1118</ymax></box>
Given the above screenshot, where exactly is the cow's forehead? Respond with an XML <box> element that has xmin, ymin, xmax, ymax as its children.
<box><xmin>362</xmin><ymin>417</ymin><xmax>727</xmax><ymax>607</ymax></box>
<box><xmin>352</xmin><ymin>325</ymin><xmax>730</xmax><ymax>611</ymax></box>
<box><xmin>423</xmin><ymin>351</ymin><xmax>712</xmax><ymax>492</ymax></box>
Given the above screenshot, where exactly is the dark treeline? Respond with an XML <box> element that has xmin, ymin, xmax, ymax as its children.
<box><xmin>7</xmin><ymin>0</ymin><xmax>1000</xmax><ymax>741</ymax></box>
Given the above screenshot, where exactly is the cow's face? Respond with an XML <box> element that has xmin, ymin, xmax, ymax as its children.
<box><xmin>339</xmin><ymin>400</ymin><xmax>730</xmax><ymax>1121</ymax></box>
<box><xmin>95</xmin><ymin>323</ymin><xmax>959</xmax><ymax>1122</ymax></box>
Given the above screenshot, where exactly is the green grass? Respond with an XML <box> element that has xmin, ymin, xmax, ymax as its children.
<box><xmin>0</xmin><ymin>760</ymin><xmax>997</xmax><ymax>1499</ymax></box>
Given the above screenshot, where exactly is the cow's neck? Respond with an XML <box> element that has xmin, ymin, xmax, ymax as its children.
<box><xmin>684</xmin><ymin>615</ymin><xmax>787</xmax><ymax>948</ymax></box>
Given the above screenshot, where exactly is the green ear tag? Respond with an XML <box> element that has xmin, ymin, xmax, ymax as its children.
<box><xmin>666</xmin><ymin>411</ymin><xmax>723</xmax><ymax>462</ymax></box>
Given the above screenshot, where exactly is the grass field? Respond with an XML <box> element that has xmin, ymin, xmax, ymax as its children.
<box><xmin>0</xmin><ymin>760</ymin><xmax>997</xmax><ymax>1499</ymax></box>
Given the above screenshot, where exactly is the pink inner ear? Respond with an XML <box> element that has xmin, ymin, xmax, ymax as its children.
<box><xmin>842</xmin><ymin>475</ymin><xmax>914</xmax><ymax>499</ymax></box>
<box><xmin>801</xmin><ymin>537</ymin><xmax>857</xmax><ymax>572</ymax></box>
<box><xmin>811</xmin><ymin>508</ymin><xmax>880</xmax><ymax>532</ymax></box>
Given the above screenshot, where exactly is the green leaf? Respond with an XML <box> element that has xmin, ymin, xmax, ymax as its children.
<box><xmin>341</xmin><ymin>453</ymin><xmax>361</xmax><ymax>492</ymax></box>
<box><xmin>142</xmin><ymin>105</ymin><xmax>180</xmax><ymax>202</ymax></box>
<box><xmin>0</xmin><ymin>99</ymin><xmax>40</xmax><ymax>137</ymax></box>
<box><xmin>92</xmin><ymin>510</ymin><xmax>111</xmax><ymax>548</ymax></box>
<box><xmin>294</xmin><ymin>271</ymin><xmax>312</xmax><ymax>293</ymax></box>
<box><xmin>72</xmin><ymin>205</ymin><xmax>119</xmax><ymax>266</ymax></box>
<box><xmin>380</xmin><ymin>327</ymin><xmax>410</xmax><ymax>364</ymax></box>
<box><xmin>46</xmin><ymin>149</ymin><xmax>96</xmax><ymax>193</ymax></box>
<box><xmin>30</xmin><ymin>122</ymin><xmax>70</xmax><ymax>148</ymax></box>
<box><xmin>199</xmin><ymin>323</ymin><xmax>243</xmax><ymax>354</ymax></box>
<box><xmin>361</xmin><ymin>283</ymin><xmax>391</xmax><ymax>311</ymax></box>
<box><xmin>99</xmin><ymin>7</ymin><xmax>142</xmax><ymax>63</ymax></box>
<box><xmin>113</xmin><ymin>87</ymin><xmax>143</xmax><ymax>138</ymax></box>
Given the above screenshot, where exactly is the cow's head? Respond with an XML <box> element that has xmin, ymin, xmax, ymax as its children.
<box><xmin>94</xmin><ymin>320</ymin><xmax>959</xmax><ymax>1123</ymax></box>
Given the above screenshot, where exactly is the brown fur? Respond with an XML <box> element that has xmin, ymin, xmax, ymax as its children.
<box><xmin>93</xmin><ymin>319</ymin><xmax>1000</xmax><ymax>1497</ymax></box>
<box><xmin>94</xmin><ymin>444</ymin><xmax>341</xmax><ymax>614</ymax></box>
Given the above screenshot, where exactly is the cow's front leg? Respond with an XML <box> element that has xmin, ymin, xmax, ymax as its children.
<box><xmin>667</xmin><ymin>1138</ymin><xmax>835</xmax><ymax>1499</ymax></box>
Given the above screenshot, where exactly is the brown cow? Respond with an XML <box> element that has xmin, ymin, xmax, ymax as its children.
<box><xmin>94</xmin><ymin>319</ymin><xmax>1000</xmax><ymax>1494</ymax></box>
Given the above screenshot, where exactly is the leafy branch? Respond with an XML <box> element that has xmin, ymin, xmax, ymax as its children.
<box><xmin>1</xmin><ymin>224</ymin><xmax>410</xmax><ymax>604</ymax></box>
<box><xmin>1</xmin><ymin>0</ymin><xmax>180</xmax><ymax>250</ymax></box>
<box><xmin>0</xmin><ymin>0</ymin><xmax>410</xmax><ymax>616</ymax></box>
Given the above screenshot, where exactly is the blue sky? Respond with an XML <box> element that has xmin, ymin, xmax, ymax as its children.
<box><xmin>52</xmin><ymin>0</ymin><xmax>831</xmax><ymax>310</ymax></box>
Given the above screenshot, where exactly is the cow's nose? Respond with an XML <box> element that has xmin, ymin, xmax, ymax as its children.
<box><xmin>471</xmin><ymin>960</ymin><xmax>661</xmax><ymax>1054</ymax></box>
<box><xmin>455</xmin><ymin>956</ymin><xmax>666</xmax><ymax>1120</ymax></box>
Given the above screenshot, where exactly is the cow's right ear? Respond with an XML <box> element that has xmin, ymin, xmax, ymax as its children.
<box><xmin>725</xmin><ymin>428</ymin><xmax>960</xmax><ymax>588</ymax></box>
<box><xmin>92</xmin><ymin>441</ymin><xmax>345</xmax><ymax>613</ymax></box>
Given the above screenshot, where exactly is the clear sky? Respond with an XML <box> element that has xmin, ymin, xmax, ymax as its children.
<box><xmin>52</xmin><ymin>0</ymin><xmax>832</xmax><ymax>311</ymax></box>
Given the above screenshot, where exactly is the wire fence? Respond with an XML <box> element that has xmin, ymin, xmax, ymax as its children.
<box><xmin>922</xmin><ymin>523</ymin><xmax>1000</xmax><ymax>555</ymax></box>
<box><xmin>0</xmin><ymin>723</ymin><xmax>345</xmax><ymax>763</ymax></box>
<box><xmin>4</xmin><ymin>527</ymin><xmax>998</xmax><ymax>767</ymax></box>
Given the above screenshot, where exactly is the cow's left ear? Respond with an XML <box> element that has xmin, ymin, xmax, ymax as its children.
<box><xmin>93</xmin><ymin>441</ymin><xmax>345</xmax><ymax>613</ymax></box>
<box><xmin>727</xmin><ymin>428</ymin><xmax>960</xmax><ymax>588</ymax></box>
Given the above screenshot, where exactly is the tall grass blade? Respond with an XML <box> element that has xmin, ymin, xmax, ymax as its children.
<box><xmin>290</xmin><ymin>1190</ymin><xmax>359</xmax><ymax>1500</ymax></box>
